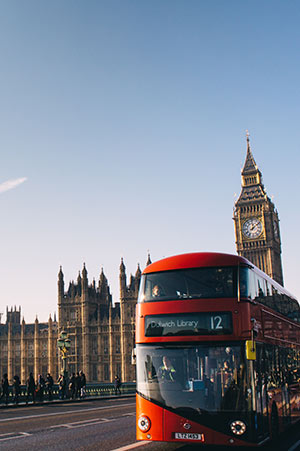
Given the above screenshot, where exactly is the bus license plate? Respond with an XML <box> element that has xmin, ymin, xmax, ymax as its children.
<box><xmin>174</xmin><ymin>432</ymin><xmax>204</xmax><ymax>441</ymax></box>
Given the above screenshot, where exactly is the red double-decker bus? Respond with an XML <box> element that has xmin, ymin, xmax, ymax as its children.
<box><xmin>136</xmin><ymin>252</ymin><xmax>300</xmax><ymax>447</ymax></box>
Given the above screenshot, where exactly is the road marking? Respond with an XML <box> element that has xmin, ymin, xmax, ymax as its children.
<box><xmin>0</xmin><ymin>416</ymin><xmax>127</xmax><ymax>442</ymax></box>
<box><xmin>53</xmin><ymin>417</ymin><xmax>116</xmax><ymax>429</ymax></box>
<box><xmin>66</xmin><ymin>419</ymin><xmax>115</xmax><ymax>429</ymax></box>
<box><xmin>289</xmin><ymin>439</ymin><xmax>300</xmax><ymax>451</ymax></box>
<box><xmin>0</xmin><ymin>402</ymin><xmax>134</xmax><ymax>423</ymax></box>
<box><xmin>0</xmin><ymin>432</ymin><xmax>31</xmax><ymax>442</ymax></box>
<box><xmin>111</xmin><ymin>441</ymin><xmax>150</xmax><ymax>451</ymax></box>
<box><xmin>52</xmin><ymin>418</ymin><xmax>104</xmax><ymax>427</ymax></box>
<box><xmin>63</xmin><ymin>403</ymin><xmax>84</xmax><ymax>406</ymax></box>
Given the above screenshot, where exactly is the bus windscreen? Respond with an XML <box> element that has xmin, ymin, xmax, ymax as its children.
<box><xmin>138</xmin><ymin>267</ymin><xmax>236</xmax><ymax>302</ymax></box>
<box><xmin>136</xmin><ymin>343</ymin><xmax>249</xmax><ymax>416</ymax></box>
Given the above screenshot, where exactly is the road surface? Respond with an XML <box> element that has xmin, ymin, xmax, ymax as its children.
<box><xmin>0</xmin><ymin>397</ymin><xmax>299</xmax><ymax>450</ymax></box>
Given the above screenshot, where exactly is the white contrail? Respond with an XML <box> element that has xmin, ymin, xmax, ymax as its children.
<box><xmin>0</xmin><ymin>177</ymin><xmax>27</xmax><ymax>194</ymax></box>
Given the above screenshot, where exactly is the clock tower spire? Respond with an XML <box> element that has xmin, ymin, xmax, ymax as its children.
<box><xmin>233</xmin><ymin>133</ymin><xmax>284</xmax><ymax>285</ymax></box>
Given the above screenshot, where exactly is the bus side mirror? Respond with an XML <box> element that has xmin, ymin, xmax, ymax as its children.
<box><xmin>246</xmin><ymin>340</ymin><xmax>256</xmax><ymax>360</ymax></box>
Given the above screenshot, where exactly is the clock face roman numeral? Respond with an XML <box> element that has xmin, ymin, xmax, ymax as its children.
<box><xmin>242</xmin><ymin>218</ymin><xmax>263</xmax><ymax>239</ymax></box>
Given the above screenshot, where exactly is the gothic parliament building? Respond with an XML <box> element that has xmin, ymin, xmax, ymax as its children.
<box><xmin>0</xmin><ymin>135</ymin><xmax>297</xmax><ymax>383</ymax></box>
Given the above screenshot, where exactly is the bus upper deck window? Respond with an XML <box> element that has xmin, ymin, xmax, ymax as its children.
<box><xmin>239</xmin><ymin>268</ymin><xmax>249</xmax><ymax>298</ymax></box>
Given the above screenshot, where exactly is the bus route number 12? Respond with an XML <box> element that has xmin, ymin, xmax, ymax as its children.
<box><xmin>210</xmin><ymin>315</ymin><xmax>223</xmax><ymax>330</ymax></box>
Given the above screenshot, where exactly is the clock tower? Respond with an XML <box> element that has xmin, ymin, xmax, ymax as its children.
<box><xmin>233</xmin><ymin>133</ymin><xmax>284</xmax><ymax>286</ymax></box>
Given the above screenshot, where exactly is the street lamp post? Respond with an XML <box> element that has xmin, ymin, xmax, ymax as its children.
<box><xmin>57</xmin><ymin>331</ymin><xmax>71</xmax><ymax>378</ymax></box>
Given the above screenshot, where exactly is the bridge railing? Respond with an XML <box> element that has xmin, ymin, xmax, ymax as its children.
<box><xmin>0</xmin><ymin>382</ymin><xmax>136</xmax><ymax>406</ymax></box>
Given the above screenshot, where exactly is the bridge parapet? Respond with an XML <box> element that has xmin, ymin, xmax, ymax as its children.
<box><xmin>0</xmin><ymin>382</ymin><xmax>136</xmax><ymax>406</ymax></box>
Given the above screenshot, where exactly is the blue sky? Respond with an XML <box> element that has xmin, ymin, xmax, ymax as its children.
<box><xmin>0</xmin><ymin>1</ymin><xmax>299</xmax><ymax>322</ymax></box>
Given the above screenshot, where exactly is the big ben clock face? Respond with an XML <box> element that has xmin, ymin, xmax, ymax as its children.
<box><xmin>242</xmin><ymin>218</ymin><xmax>263</xmax><ymax>239</ymax></box>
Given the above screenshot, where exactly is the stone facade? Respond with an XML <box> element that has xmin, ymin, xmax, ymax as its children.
<box><xmin>0</xmin><ymin>258</ymin><xmax>147</xmax><ymax>384</ymax></box>
<box><xmin>233</xmin><ymin>134</ymin><xmax>284</xmax><ymax>285</ymax></box>
<box><xmin>0</xmin><ymin>307</ymin><xmax>58</xmax><ymax>384</ymax></box>
<box><xmin>57</xmin><ymin>259</ymin><xmax>141</xmax><ymax>383</ymax></box>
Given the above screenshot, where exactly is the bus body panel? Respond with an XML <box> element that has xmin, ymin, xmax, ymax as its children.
<box><xmin>136</xmin><ymin>394</ymin><xmax>164</xmax><ymax>441</ymax></box>
<box><xmin>136</xmin><ymin>393</ymin><xmax>255</xmax><ymax>446</ymax></box>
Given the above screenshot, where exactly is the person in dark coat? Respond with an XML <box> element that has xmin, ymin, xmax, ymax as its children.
<box><xmin>79</xmin><ymin>371</ymin><xmax>86</xmax><ymax>398</ymax></box>
<box><xmin>13</xmin><ymin>375</ymin><xmax>21</xmax><ymax>404</ymax></box>
<box><xmin>1</xmin><ymin>374</ymin><xmax>10</xmax><ymax>405</ymax></box>
<box><xmin>58</xmin><ymin>374</ymin><xmax>66</xmax><ymax>400</ymax></box>
<box><xmin>114</xmin><ymin>375</ymin><xmax>121</xmax><ymax>395</ymax></box>
<box><xmin>69</xmin><ymin>373</ymin><xmax>76</xmax><ymax>399</ymax></box>
<box><xmin>75</xmin><ymin>372</ymin><xmax>81</xmax><ymax>398</ymax></box>
<box><xmin>46</xmin><ymin>373</ymin><xmax>54</xmax><ymax>401</ymax></box>
<box><xmin>26</xmin><ymin>372</ymin><xmax>35</xmax><ymax>403</ymax></box>
<box><xmin>37</xmin><ymin>374</ymin><xmax>45</xmax><ymax>402</ymax></box>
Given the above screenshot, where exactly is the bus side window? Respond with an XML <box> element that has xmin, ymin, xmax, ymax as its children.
<box><xmin>256</xmin><ymin>276</ymin><xmax>269</xmax><ymax>306</ymax></box>
<box><xmin>239</xmin><ymin>268</ymin><xmax>248</xmax><ymax>298</ymax></box>
<box><xmin>272</xmin><ymin>286</ymin><xmax>283</xmax><ymax>315</ymax></box>
<box><xmin>248</xmin><ymin>271</ymin><xmax>258</xmax><ymax>300</ymax></box>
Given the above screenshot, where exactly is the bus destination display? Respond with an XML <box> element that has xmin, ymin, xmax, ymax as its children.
<box><xmin>145</xmin><ymin>312</ymin><xmax>232</xmax><ymax>337</ymax></box>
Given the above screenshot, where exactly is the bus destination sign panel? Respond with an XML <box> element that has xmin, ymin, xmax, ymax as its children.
<box><xmin>145</xmin><ymin>312</ymin><xmax>232</xmax><ymax>337</ymax></box>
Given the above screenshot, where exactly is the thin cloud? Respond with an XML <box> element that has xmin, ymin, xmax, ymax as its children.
<box><xmin>0</xmin><ymin>177</ymin><xmax>28</xmax><ymax>194</ymax></box>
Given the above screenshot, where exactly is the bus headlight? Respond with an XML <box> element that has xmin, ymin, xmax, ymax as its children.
<box><xmin>230</xmin><ymin>420</ymin><xmax>246</xmax><ymax>435</ymax></box>
<box><xmin>138</xmin><ymin>415</ymin><xmax>151</xmax><ymax>432</ymax></box>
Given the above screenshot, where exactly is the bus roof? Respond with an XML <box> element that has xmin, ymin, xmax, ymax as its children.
<box><xmin>143</xmin><ymin>252</ymin><xmax>251</xmax><ymax>274</ymax></box>
<box><xmin>143</xmin><ymin>252</ymin><xmax>298</xmax><ymax>303</ymax></box>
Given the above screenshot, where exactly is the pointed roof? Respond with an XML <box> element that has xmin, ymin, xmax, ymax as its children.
<box><xmin>82</xmin><ymin>262</ymin><xmax>88</xmax><ymax>278</ymax></box>
<box><xmin>120</xmin><ymin>257</ymin><xmax>125</xmax><ymax>272</ymax></box>
<box><xmin>146</xmin><ymin>253</ymin><xmax>152</xmax><ymax>266</ymax></box>
<box><xmin>135</xmin><ymin>263</ymin><xmax>141</xmax><ymax>278</ymax></box>
<box><xmin>241</xmin><ymin>132</ymin><xmax>260</xmax><ymax>176</ymax></box>
<box><xmin>236</xmin><ymin>132</ymin><xmax>267</xmax><ymax>204</ymax></box>
<box><xmin>99</xmin><ymin>267</ymin><xmax>107</xmax><ymax>284</ymax></box>
<box><xmin>58</xmin><ymin>266</ymin><xmax>64</xmax><ymax>280</ymax></box>
<box><xmin>237</xmin><ymin>184</ymin><xmax>266</xmax><ymax>203</ymax></box>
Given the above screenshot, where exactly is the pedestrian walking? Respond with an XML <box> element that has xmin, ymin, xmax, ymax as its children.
<box><xmin>79</xmin><ymin>370</ymin><xmax>86</xmax><ymax>398</ymax></box>
<box><xmin>68</xmin><ymin>373</ymin><xmax>76</xmax><ymax>399</ymax></box>
<box><xmin>45</xmin><ymin>373</ymin><xmax>54</xmax><ymax>401</ymax></box>
<box><xmin>0</xmin><ymin>374</ymin><xmax>10</xmax><ymax>405</ymax></box>
<box><xmin>58</xmin><ymin>373</ymin><xmax>66</xmax><ymax>400</ymax></box>
<box><xmin>114</xmin><ymin>375</ymin><xmax>121</xmax><ymax>395</ymax></box>
<box><xmin>75</xmin><ymin>372</ymin><xmax>81</xmax><ymax>398</ymax></box>
<box><xmin>26</xmin><ymin>372</ymin><xmax>35</xmax><ymax>403</ymax></box>
<box><xmin>37</xmin><ymin>374</ymin><xmax>45</xmax><ymax>402</ymax></box>
<box><xmin>13</xmin><ymin>374</ymin><xmax>21</xmax><ymax>404</ymax></box>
